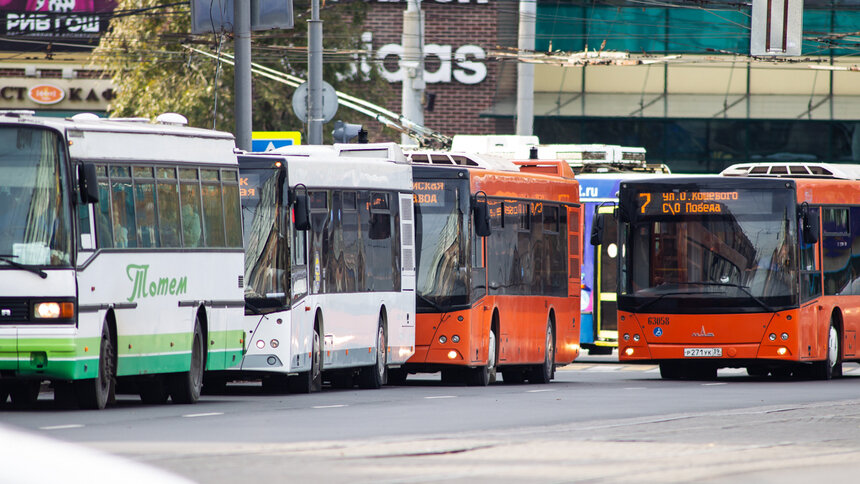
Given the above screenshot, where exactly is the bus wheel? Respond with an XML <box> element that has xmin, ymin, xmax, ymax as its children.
<box><xmin>169</xmin><ymin>317</ymin><xmax>205</xmax><ymax>404</ymax></box>
<box><xmin>290</xmin><ymin>326</ymin><xmax>322</xmax><ymax>393</ymax></box>
<box><xmin>468</xmin><ymin>328</ymin><xmax>497</xmax><ymax>386</ymax></box>
<box><xmin>529</xmin><ymin>323</ymin><xmax>554</xmax><ymax>384</ymax></box>
<box><xmin>815</xmin><ymin>320</ymin><xmax>842</xmax><ymax>380</ymax></box>
<box><xmin>139</xmin><ymin>376</ymin><xmax>169</xmax><ymax>404</ymax></box>
<box><xmin>358</xmin><ymin>320</ymin><xmax>388</xmax><ymax>389</ymax></box>
<box><xmin>76</xmin><ymin>322</ymin><xmax>116</xmax><ymax>410</ymax></box>
<box><xmin>10</xmin><ymin>381</ymin><xmax>41</xmax><ymax>408</ymax></box>
<box><xmin>502</xmin><ymin>369</ymin><xmax>526</xmax><ymax>384</ymax></box>
<box><xmin>659</xmin><ymin>362</ymin><xmax>683</xmax><ymax>380</ymax></box>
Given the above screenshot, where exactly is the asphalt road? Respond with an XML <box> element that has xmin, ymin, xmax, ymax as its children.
<box><xmin>4</xmin><ymin>358</ymin><xmax>860</xmax><ymax>483</ymax></box>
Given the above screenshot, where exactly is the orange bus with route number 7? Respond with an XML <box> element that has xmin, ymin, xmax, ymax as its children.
<box><xmin>609</xmin><ymin>163</ymin><xmax>860</xmax><ymax>380</ymax></box>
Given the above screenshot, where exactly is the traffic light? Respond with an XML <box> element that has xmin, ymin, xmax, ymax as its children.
<box><xmin>332</xmin><ymin>120</ymin><xmax>363</xmax><ymax>143</ymax></box>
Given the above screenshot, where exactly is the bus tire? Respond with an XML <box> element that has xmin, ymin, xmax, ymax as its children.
<box><xmin>468</xmin><ymin>328</ymin><xmax>497</xmax><ymax>386</ymax></box>
<box><xmin>358</xmin><ymin>319</ymin><xmax>388</xmax><ymax>389</ymax></box>
<box><xmin>10</xmin><ymin>381</ymin><xmax>41</xmax><ymax>408</ymax></box>
<box><xmin>814</xmin><ymin>319</ymin><xmax>842</xmax><ymax>380</ymax></box>
<box><xmin>76</xmin><ymin>322</ymin><xmax>116</xmax><ymax>410</ymax></box>
<box><xmin>528</xmin><ymin>322</ymin><xmax>555</xmax><ymax>384</ymax></box>
<box><xmin>169</xmin><ymin>317</ymin><xmax>205</xmax><ymax>404</ymax></box>
<box><xmin>290</xmin><ymin>325</ymin><xmax>322</xmax><ymax>393</ymax></box>
<box><xmin>138</xmin><ymin>376</ymin><xmax>169</xmax><ymax>404</ymax></box>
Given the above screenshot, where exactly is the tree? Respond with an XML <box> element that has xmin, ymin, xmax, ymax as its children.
<box><xmin>92</xmin><ymin>0</ymin><xmax>391</xmax><ymax>141</ymax></box>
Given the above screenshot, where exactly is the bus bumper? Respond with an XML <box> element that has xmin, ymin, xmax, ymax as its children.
<box><xmin>0</xmin><ymin>328</ymin><xmax>98</xmax><ymax>381</ymax></box>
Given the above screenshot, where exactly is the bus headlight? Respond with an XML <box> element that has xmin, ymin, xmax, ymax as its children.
<box><xmin>452</xmin><ymin>335</ymin><xmax>460</xmax><ymax>343</ymax></box>
<box><xmin>781</xmin><ymin>333</ymin><xmax>789</xmax><ymax>341</ymax></box>
<box><xmin>256</xmin><ymin>340</ymin><xmax>266</xmax><ymax>349</ymax></box>
<box><xmin>439</xmin><ymin>335</ymin><xmax>447</xmax><ymax>344</ymax></box>
<box><xmin>769</xmin><ymin>333</ymin><xmax>777</xmax><ymax>341</ymax></box>
<box><xmin>633</xmin><ymin>334</ymin><xmax>640</xmax><ymax>342</ymax></box>
<box><xmin>34</xmin><ymin>302</ymin><xmax>75</xmax><ymax>319</ymax></box>
<box><xmin>777</xmin><ymin>347</ymin><xmax>788</xmax><ymax>356</ymax></box>
<box><xmin>270</xmin><ymin>339</ymin><xmax>279</xmax><ymax>348</ymax></box>
<box><xmin>625</xmin><ymin>347</ymin><xmax>634</xmax><ymax>356</ymax></box>
<box><xmin>623</xmin><ymin>333</ymin><xmax>630</xmax><ymax>341</ymax></box>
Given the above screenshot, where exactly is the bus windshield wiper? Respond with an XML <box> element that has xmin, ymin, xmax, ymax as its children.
<box><xmin>633</xmin><ymin>291</ymin><xmax>697</xmax><ymax>313</ymax></box>
<box><xmin>416</xmin><ymin>293</ymin><xmax>444</xmax><ymax>312</ymax></box>
<box><xmin>0</xmin><ymin>254</ymin><xmax>47</xmax><ymax>279</ymax></box>
<box><xmin>670</xmin><ymin>281</ymin><xmax>776</xmax><ymax>312</ymax></box>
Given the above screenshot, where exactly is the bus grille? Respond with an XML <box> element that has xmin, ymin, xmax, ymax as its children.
<box><xmin>0</xmin><ymin>299</ymin><xmax>30</xmax><ymax>324</ymax></box>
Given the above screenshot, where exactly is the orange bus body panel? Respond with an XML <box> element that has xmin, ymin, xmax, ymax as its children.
<box><xmin>409</xmin><ymin>165</ymin><xmax>581</xmax><ymax>370</ymax></box>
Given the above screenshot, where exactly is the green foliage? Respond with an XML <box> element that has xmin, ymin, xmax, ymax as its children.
<box><xmin>92</xmin><ymin>0</ymin><xmax>389</xmax><ymax>141</ymax></box>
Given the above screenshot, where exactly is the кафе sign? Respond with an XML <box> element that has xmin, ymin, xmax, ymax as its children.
<box><xmin>0</xmin><ymin>79</ymin><xmax>114</xmax><ymax>110</ymax></box>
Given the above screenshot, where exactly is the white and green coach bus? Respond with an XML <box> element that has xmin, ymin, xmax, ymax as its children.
<box><xmin>222</xmin><ymin>143</ymin><xmax>415</xmax><ymax>392</ymax></box>
<box><xmin>0</xmin><ymin>112</ymin><xmax>245</xmax><ymax>409</ymax></box>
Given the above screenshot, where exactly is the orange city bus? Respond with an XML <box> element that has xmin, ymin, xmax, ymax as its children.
<box><xmin>391</xmin><ymin>157</ymin><xmax>582</xmax><ymax>385</ymax></box>
<box><xmin>611</xmin><ymin>163</ymin><xmax>860</xmax><ymax>380</ymax></box>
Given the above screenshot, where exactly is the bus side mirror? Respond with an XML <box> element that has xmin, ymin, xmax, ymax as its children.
<box><xmin>293</xmin><ymin>193</ymin><xmax>310</xmax><ymax>231</ymax></box>
<box><xmin>78</xmin><ymin>163</ymin><xmax>99</xmax><ymax>204</ymax></box>
<box><xmin>801</xmin><ymin>206</ymin><xmax>819</xmax><ymax>244</ymax></box>
<box><xmin>474</xmin><ymin>199</ymin><xmax>491</xmax><ymax>237</ymax></box>
<box><xmin>590</xmin><ymin>213</ymin><xmax>605</xmax><ymax>246</ymax></box>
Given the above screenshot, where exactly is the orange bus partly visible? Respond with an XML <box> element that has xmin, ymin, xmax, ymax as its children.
<box><xmin>392</xmin><ymin>158</ymin><xmax>582</xmax><ymax>385</ymax></box>
<box><xmin>612</xmin><ymin>163</ymin><xmax>860</xmax><ymax>380</ymax></box>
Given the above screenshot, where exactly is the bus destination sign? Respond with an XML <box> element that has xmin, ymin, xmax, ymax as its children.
<box><xmin>413</xmin><ymin>181</ymin><xmax>448</xmax><ymax>207</ymax></box>
<box><xmin>637</xmin><ymin>190</ymin><xmax>749</xmax><ymax>216</ymax></box>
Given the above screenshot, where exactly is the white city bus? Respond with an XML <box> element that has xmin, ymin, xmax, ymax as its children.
<box><xmin>227</xmin><ymin>143</ymin><xmax>415</xmax><ymax>392</ymax></box>
<box><xmin>0</xmin><ymin>112</ymin><xmax>245</xmax><ymax>409</ymax></box>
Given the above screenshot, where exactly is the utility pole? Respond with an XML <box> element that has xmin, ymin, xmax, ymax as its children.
<box><xmin>234</xmin><ymin>0</ymin><xmax>252</xmax><ymax>150</ymax></box>
<box><xmin>401</xmin><ymin>0</ymin><xmax>424</xmax><ymax>146</ymax></box>
<box><xmin>516</xmin><ymin>0</ymin><xmax>536</xmax><ymax>136</ymax></box>
<box><xmin>308</xmin><ymin>0</ymin><xmax>324</xmax><ymax>144</ymax></box>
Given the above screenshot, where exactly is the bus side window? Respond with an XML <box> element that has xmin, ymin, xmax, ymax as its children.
<box><xmin>179</xmin><ymin>168</ymin><xmax>203</xmax><ymax>248</ymax></box>
<box><xmin>77</xmin><ymin>203</ymin><xmax>94</xmax><ymax>250</ymax></box>
<box><xmin>157</xmin><ymin>167</ymin><xmax>181</xmax><ymax>247</ymax></box>
<box><xmin>201</xmin><ymin>169</ymin><xmax>226</xmax><ymax>248</ymax></box>
<box><xmin>222</xmin><ymin>170</ymin><xmax>243</xmax><ymax>248</ymax></box>
<box><xmin>800</xmin><ymin>207</ymin><xmax>822</xmax><ymax>301</ymax></box>
<box><xmin>95</xmin><ymin>165</ymin><xmax>113</xmax><ymax>248</ymax></box>
<box><xmin>110</xmin><ymin>166</ymin><xmax>137</xmax><ymax>248</ymax></box>
<box><xmin>133</xmin><ymin>168</ymin><xmax>159</xmax><ymax>248</ymax></box>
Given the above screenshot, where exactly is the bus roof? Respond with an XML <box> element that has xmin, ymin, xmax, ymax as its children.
<box><xmin>240</xmin><ymin>143</ymin><xmax>412</xmax><ymax>191</ymax></box>
<box><xmin>264</xmin><ymin>142</ymin><xmax>407</xmax><ymax>163</ymax></box>
<box><xmin>721</xmin><ymin>162</ymin><xmax>860</xmax><ymax>180</ymax></box>
<box><xmin>0</xmin><ymin>111</ymin><xmax>237</xmax><ymax>165</ymax></box>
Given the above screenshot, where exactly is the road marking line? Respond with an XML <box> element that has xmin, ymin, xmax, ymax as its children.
<box><xmin>702</xmin><ymin>382</ymin><xmax>727</xmax><ymax>386</ymax></box>
<box><xmin>312</xmin><ymin>404</ymin><xmax>347</xmax><ymax>409</ymax></box>
<box><xmin>624</xmin><ymin>387</ymin><xmax>647</xmax><ymax>390</ymax></box>
<box><xmin>526</xmin><ymin>389</ymin><xmax>555</xmax><ymax>393</ymax></box>
<box><xmin>182</xmin><ymin>412</ymin><xmax>224</xmax><ymax>418</ymax></box>
<box><xmin>39</xmin><ymin>424</ymin><xmax>84</xmax><ymax>430</ymax></box>
<box><xmin>425</xmin><ymin>395</ymin><xmax>456</xmax><ymax>399</ymax></box>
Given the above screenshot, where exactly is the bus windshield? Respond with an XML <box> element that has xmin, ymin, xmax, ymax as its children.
<box><xmin>0</xmin><ymin>126</ymin><xmax>72</xmax><ymax>268</ymax></box>
<box><xmin>240</xmin><ymin>165</ymin><xmax>289</xmax><ymax>312</ymax></box>
<box><xmin>414</xmin><ymin>178</ymin><xmax>468</xmax><ymax>310</ymax></box>
<box><xmin>620</xmin><ymin>185</ymin><xmax>798</xmax><ymax>313</ymax></box>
